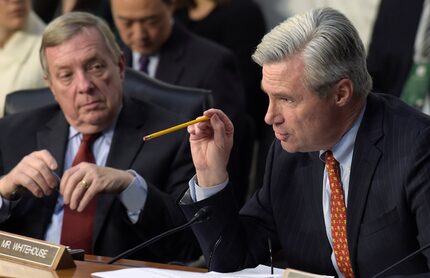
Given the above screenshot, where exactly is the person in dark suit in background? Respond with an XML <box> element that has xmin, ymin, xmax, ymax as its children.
<box><xmin>366</xmin><ymin>0</ymin><xmax>424</xmax><ymax>98</ymax></box>
<box><xmin>0</xmin><ymin>11</ymin><xmax>201</xmax><ymax>263</ymax></box>
<box><xmin>111</xmin><ymin>0</ymin><xmax>251</xmax><ymax>206</ymax></box>
<box><xmin>367</xmin><ymin>0</ymin><xmax>430</xmax><ymax>115</ymax></box>
<box><xmin>175</xmin><ymin>0</ymin><xmax>267</xmax><ymax>137</ymax></box>
<box><xmin>174</xmin><ymin>0</ymin><xmax>270</xmax><ymax>197</ymax></box>
<box><xmin>110</xmin><ymin>0</ymin><xmax>244</xmax><ymax>127</ymax></box>
<box><xmin>180</xmin><ymin>7</ymin><xmax>430</xmax><ymax>277</ymax></box>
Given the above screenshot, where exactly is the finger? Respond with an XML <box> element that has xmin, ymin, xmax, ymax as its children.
<box><xmin>33</xmin><ymin>150</ymin><xmax>58</xmax><ymax>171</ymax></box>
<box><xmin>18</xmin><ymin>172</ymin><xmax>44</xmax><ymax>198</ymax></box>
<box><xmin>205</xmin><ymin>109</ymin><xmax>234</xmax><ymax>135</ymax></box>
<box><xmin>15</xmin><ymin>158</ymin><xmax>52</xmax><ymax>196</ymax></box>
<box><xmin>77</xmin><ymin>184</ymin><xmax>98</xmax><ymax>212</ymax></box>
<box><xmin>211</xmin><ymin>114</ymin><xmax>227</xmax><ymax>149</ymax></box>
<box><xmin>60</xmin><ymin>164</ymin><xmax>80</xmax><ymax>194</ymax></box>
<box><xmin>24</xmin><ymin>167</ymin><xmax>53</xmax><ymax>196</ymax></box>
<box><xmin>61</xmin><ymin>166</ymin><xmax>82</xmax><ymax>204</ymax></box>
<box><xmin>26</xmin><ymin>159</ymin><xmax>59</xmax><ymax>191</ymax></box>
<box><xmin>69</xmin><ymin>178</ymin><xmax>90</xmax><ymax>210</ymax></box>
<box><xmin>187</xmin><ymin>124</ymin><xmax>196</xmax><ymax>135</ymax></box>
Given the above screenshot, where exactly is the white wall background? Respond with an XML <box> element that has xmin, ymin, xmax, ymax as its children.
<box><xmin>254</xmin><ymin>0</ymin><xmax>382</xmax><ymax>51</ymax></box>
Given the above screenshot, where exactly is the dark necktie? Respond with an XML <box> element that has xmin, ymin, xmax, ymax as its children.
<box><xmin>325</xmin><ymin>151</ymin><xmax>355</xmax><ymax>278</ymax></box>
<box><xmin>60</xmin><ymin>133</ymin><xmax>99</xmax><ymax>253</ymax></box>
<box><xmin>139</xmin><ymin>55</ymin><xmax>149</xmax><ymax>74</ymax></box>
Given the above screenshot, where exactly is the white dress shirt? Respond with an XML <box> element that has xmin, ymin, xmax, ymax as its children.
<box><xmin>132</xmin><ymin>52</ymin><xmax>160</xmax><ymax>78</ymax></box>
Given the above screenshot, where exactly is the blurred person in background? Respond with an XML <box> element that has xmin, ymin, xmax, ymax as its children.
<box><xmin>0</xmin><ymin>0</ymin><xmax>46</xmax><ymax>116</ymax></box>
<box><xmin>111</xmin><ymin>0</ymin><xmax>252</xmax><ymax>205</ymax></box>
<box><xmin>175</xmin><ymin>0</ymin><xmax>267</xmax><ymax>139</ymax></box>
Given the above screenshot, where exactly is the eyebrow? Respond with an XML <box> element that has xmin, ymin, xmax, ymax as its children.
<box><xmin>117</xmin><ymin>15</ymin><xmax>158</xmax><ymax>23</ymax></box>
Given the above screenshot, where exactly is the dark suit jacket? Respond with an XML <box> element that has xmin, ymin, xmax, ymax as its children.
<box><xmin>181</xmin><ymin>93</ymin><xmax>430</xmax><ymax>276</ymax></box>
<box><xmin>0</xmin><ymin>97</ymin><xmax>200</xmax><ymax>263</ymax></box>
<box><xmin>123</xmin><ymin>22</ymin><xmax>245</xmax><ymax>123</ymax></box>
<box><xmin>367</xmin><ymin>0</ymin><xmax>424</xmax><ymax>97</ymax></box>
<box><xmin>175</xmin><ymin>0</ymin><xmax>268</xmax><ymax>136</ymax></box>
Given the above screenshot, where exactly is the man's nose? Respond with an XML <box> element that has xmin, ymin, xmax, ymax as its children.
<box><xmin>76</xmin><ymin>72</ymin><xmax>94</xmax><ymax>94</ymax></box>
<box><xmin>264</xmin><ymin>101</ymin><xmax>276</xmax><ymax>125</ymax></box>
<box><xmin>131</xmin><ymin>22</ymin><xmax>149</xmax><ymax>41</ymax></box>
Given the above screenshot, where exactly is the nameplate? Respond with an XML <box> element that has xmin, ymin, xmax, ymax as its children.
<box><xmin>0</xmin><ymin>231</ymin><xmax>75</xmax><ymax>270</ymax></box>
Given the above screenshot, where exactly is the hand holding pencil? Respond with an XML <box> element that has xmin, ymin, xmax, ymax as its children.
<box><xmin>187</xmin><ymin>109</ymin><xmax>234</xmax><ymax>188</ymax></box>
<box><xmin>143</xmin><ymin>109</ymin><xmax>234</xmax><ymax>187</ymax></box>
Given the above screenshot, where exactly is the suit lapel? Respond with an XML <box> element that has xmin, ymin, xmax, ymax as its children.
<box><xmin>306</xmin><ymin>153</ymin><xmax>327</xmax><ymax>237</ymax></box>
<box><xmin>36</xmin><ymin>110</ymin><xmax>69</xmax><ymax>177</ymax></box>
<box><xmin>93</xmin><ymin>97</ymin><xmax>149</xmax><ymax>243</ymax></box>
<box><xmin>36</xmin><ymin>109</ymin><xmax>69</xmax><ymax>231</ymax></box>
<box><xmin>156</xmin><ymin>24</ymin><xmax>186</xmax><ymax>84</ymax></box>
<box><xmin>347</xmin><ymin>94</ymin><xmax>384</xmax><ymax>272</ymax></box>
<box><xmin>121</xmin><ymin>42</ymin><xmax>133</xmax><ymax>68</ymax></box>
<box><xmin>308</xmin><ymin>152</ymin><xmax>336</xmax><ymax>268</ymax></box>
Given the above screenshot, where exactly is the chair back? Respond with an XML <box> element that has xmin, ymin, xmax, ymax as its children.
<box><xmin>4</xmin><ymin>68</ymin><xmax>213</xmax><ymax>118</ymax></box>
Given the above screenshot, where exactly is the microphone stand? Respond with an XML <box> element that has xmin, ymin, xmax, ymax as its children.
<box><xmin>107</xmin><ymin>206</ymin><xmax>211</xmax><ymax>264</ymax></box>
<box><xmin>372</xmin><ymin>241</ymin><xmax>430</xmax><ymax>278</ymax></box>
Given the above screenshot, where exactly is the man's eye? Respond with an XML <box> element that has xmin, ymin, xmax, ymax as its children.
<box><xmin>280</xmin><ymin>97</ymin><xmax>293</xmax><ymax>103</ymax></box>
<box><xmin>123</xmin><ymin>20</ymin><xmax>133</xmax><ymax>28</ymax></box>
<box><xmin>147</xmin><ymin>17</ymin><xmax>160</xmax><ymax>26</ymax></box>
<box><xmin>59</xmin><ymin>72</ymin><xmax>72</xmax><ymax>80</ymax></box>
<box><xmin>88</xmin><ymin>63</ymin><xmax>105</xmax><ymax>73</ymax></box>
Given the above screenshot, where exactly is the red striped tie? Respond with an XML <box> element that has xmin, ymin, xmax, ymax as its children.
<box><xmin>60</xmin><ymin>133</ymin><xmax>99</xmax><ymax>253</ymax></box>
<box><xmin>325</xmin><ymin>151</ymin><xmax>355</xmax><ymax>278</ymax></box>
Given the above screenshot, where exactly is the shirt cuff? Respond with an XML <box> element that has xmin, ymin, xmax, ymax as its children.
<box><xmin>119</xmin><ymin>170</ymin><xmax>148</xmax><ymax>224</ymax></box>
<box><xmin>0</xmin><ymin>197</ymin><xmax>12</xmax><ymax>223</ymax></box>
<box><xmin>189</xmin><ymin>174</ymin><xmax>228</xmax><ymax>202</ymax></box>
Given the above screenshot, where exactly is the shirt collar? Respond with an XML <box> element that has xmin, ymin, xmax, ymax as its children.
<box><xmin>319</xmin><ymin>104</ymin><xmax>366</xmax><ymax>165</ymax></box>
<box><xmin>68</xmin><ymin>106</ymin><xmax>122</xmax><ymax>140</ymax></box>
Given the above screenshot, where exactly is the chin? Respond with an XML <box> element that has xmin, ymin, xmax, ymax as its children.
<box><xmin>75</xmin><ymin>115</ymin><xmax>113</xmax><ymax>133</ymax></box>
<box><xmin>133</xmin><ymin>46</ymin><xmax>153</xmax><ymax>56</ymax></box>
<box><xmin>280</xmin><ymin>141</ymin><xmax>298</xmax><ymax>153</ymax></box>
<box><xmin>280</xmin><ymin>140</ymin><xmax>314</xmax><ymax>153</ymax></box>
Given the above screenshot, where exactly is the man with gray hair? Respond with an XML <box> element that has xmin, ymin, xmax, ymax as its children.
<box><xmin>180</xmin><ymin>7</ymin><xmax>430</xmax><ymax>277</ymax></box>
<box><xmin>0</xmin><ymin>11</ymin><xmax>201</xmax><ymax>263</ymax></box>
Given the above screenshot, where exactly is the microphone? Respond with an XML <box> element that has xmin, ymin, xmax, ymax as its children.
<box><xmin>371</xmin><ymin>241</ymin><xmax>430</xmax><ymax>278</ymax></box>
<box><xmin>107</xmin><ymin>206</ymin><xmax>212</xmax><ymax>264</ymax></box>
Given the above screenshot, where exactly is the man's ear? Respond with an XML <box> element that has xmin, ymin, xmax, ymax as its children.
<box><xmin>333</xmin><ymin>78</ymin><xmax>353</xmax><ymax>107</ymax></box>
<box><xmin>44</xmin><ymin>76</ymin><xmax>59</xmax><ymax>102</ymax></box>
<box><xmin>118</xmin><ymin>53</ymin><xmax>126</xmax><ymax>80</ymax></box>
<box><xmin>168</xmin><ymin>0</ymin><xmax>177</xmax><ymax>13</ymax></box>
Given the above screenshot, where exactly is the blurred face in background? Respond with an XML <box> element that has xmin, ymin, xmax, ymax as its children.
<box><xmin>0</xmin><ymin>0</ymin><xmax>31</xmax><ymax>37</ymax></box>
<box><xmin>111</xmin><ymin>0</ymin><xmax>175</xmax><ymax>56</ymax></box>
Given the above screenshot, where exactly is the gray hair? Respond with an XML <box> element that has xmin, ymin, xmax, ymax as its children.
<box><xmin>252</xmin><ymin>7</ymin><xmax>372</xmax><ymax>98</ymax></box>
<box><xmin>40</xmin><ymin>12</ymin><xmax>121</xmax><ymax>76</ymax></box>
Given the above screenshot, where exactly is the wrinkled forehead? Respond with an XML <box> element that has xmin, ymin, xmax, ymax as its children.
<box><xmin>44</xmin><ymin>28</ymin><xmax>109</xmax><ymax>69</ymax></box>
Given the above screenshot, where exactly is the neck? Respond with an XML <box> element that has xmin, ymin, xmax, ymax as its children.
<box><xmin>0</xmin><ymin>29</ymin><xmax>14</xmax><ymax>48</ymax></box>
<box><xmin>335</xmin><ymin>97</ymin><xmax>366</xmax><ymax>144</ymax></box>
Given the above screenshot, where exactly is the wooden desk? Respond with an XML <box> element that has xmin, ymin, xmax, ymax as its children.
<box><xmin>0</xmin><ymin>255</ymin><xmax>206</xmax><ymax>277</ymax></box>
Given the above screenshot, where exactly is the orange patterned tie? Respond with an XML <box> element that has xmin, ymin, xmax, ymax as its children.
<box><xmin>325</xmin><ymin>151</ymin><xmax>355</xmax><ymax>278</ymax></box>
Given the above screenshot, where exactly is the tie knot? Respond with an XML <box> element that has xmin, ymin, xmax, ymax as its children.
<box><xmin>139</xmin><ymin>55</ymin><xmax>149</xmax><ymax>73</ymax></box>
<box><xmin>325</xmin><ymin>150</ymin><xmax>334</xmax><ymax>161</ymax></box>
<box><xmin>324</xmin><ymin>150</ymin><xmax>339</xmax><ymax>170</ymax></box>
<box><xmin>81</xmin><ymin>133</ymin><xmax>101</xmax><ymax>145</ymax></box>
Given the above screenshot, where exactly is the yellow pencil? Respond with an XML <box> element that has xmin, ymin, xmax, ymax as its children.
<box><xmin>143</xmin><ymin>116</ymin><xmax>210</xmax><ymax>141</ymax></box>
